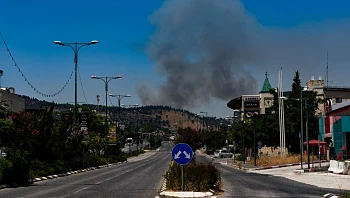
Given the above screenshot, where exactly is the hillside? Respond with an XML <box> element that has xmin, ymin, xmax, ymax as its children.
<box><xmin>19</xmin><ymin>95</ymin><xmax>223</xmax><ymax>131</ymax></box>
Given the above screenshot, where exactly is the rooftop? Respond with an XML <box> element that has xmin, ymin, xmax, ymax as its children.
<box><xmin>260</xmin><ymin>72</ymin><xmax>272</xmax><ymax>93</ymax></box>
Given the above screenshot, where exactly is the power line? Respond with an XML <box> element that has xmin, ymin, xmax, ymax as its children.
<box><xmin>0</xmin><ymin>32</ymin><xmax>73</xmax><ymax>97</ymax></box>
<box><xmin>109</xmin><ymin>95</ymin><xmax>115</xmax><ymax>106</ymax></box>
<box><xmin>78</xmin><ymin>67</ymin><xmax>88</xmax><ymax>104</ymax></box>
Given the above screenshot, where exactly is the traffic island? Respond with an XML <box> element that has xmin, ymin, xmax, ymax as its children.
<box><xmin>158</xmin><ymin>143</ymin><xmax>222</xmax><ymax>197</ymax></box>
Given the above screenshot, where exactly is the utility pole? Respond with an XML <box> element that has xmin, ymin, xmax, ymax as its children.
<box><xmin>54</xmin><ymin>40</ymin><xmax>99</xmax><ymax>126</ymax></box>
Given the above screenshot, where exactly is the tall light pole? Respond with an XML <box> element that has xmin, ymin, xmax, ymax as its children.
<box><xmin>281</xmin><ymin>96</ymin><xmax>310</xmax><ymax>169</ymax></box>
<box><xmin>300</xmin><ymin>86</ymin><xmax>308</xmax><ymax>169</ymax></box>
<box><xmin>109</xmin><ymin>94</ymin><xmax>131</xmax><ymax>126</ymax></box>
<box><xmin>91</xmin><ymin>75</ymin><xmax>122</xmax><ymax>139</ymax></box>
<box><xmin>305</xmin><ymin>98</ymin><xmax>310</xmax><ymax>169</ymax></box>
<box><xmin>109</xmin><ymin>94</ymin><xmax>131</xmax><ymax>107</ymax></box>
<box><xmin>54</xmin><ymin>40</ymin><xmax>99</xmax><ymax>125</ymax></box>
<box><xmin>246</xmin><ymin>111</ymin><xmax>258</xmax><ymax>166</ymax></box>
<box><xmin>200</xmin><ymin>111</ymin><xmax>208</xmax><ymax>130</ymax></box>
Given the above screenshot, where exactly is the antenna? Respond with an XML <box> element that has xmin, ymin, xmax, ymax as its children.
<box><xmin>0</xmin><ymin>70</ymin><xmax>3</xmax><ymax>88</ymax></box>
<box><xmin>326</xmin><ymin>50</ymin><xmax>333</xmax><ymax>87</ymax></box>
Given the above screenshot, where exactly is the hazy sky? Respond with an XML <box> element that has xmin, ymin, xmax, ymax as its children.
<box><xmin>1</xmin><ymin>0</ymin><xmax>350</xmax><ymax>117</ymax></box>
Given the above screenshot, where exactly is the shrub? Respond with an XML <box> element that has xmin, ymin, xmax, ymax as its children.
<box><xmin>2</xmin><ymin>149</ymin><xmax>31</xmax><ymax>185</ymax></box>
<box><xmin>29</xmin><ymin>160</ymin><xmax>55</xmax><ymax>178</ymax></box>
<box><xmin>0</xmin><ymin>158</ymin><xmax>12</xmax><ymax>184</ymax></box>
<box><xmin>107</xmin><ymin>155</ymin><xmax>127</xmax><ymax>163</ymax></box>
<box><xmin>52</xmin><ymin>160</ymin><xmax>67</xmax><ymax>173</ymax></box>
<box><xmin>165</xmin><ymin>161</ymin><xmax>221</xmax><ymax>192</ymax></box>
<box><xmin>82</xmin><ymin>153</ymin><xmax>109</xmax><ymax>168</ymax></box>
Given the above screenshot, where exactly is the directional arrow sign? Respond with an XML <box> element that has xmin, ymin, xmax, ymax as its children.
<box><xmin>172</xmin><ymin>143</ymin><xmax>193</xmax><ymax>165</ymax></box>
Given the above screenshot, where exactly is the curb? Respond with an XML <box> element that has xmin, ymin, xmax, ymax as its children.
<box><xmin>224</xmin><ymin>160</ymin><xmax>328</xmax><ymax>171</ymax></box>
<box><xmin>253</xmin><ymin>160</ymin><xmax>328</xmax><ymax>171</ymax></box>
<box><xmin>0</xmin><ymin>161</ymin><xmax>127</xmax><ymax>190</ymax></box>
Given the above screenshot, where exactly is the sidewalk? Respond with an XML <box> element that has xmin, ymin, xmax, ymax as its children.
<box><xmin>250</xmin><ymin>163</ymin><xmax>350</xmax><ymax>191</ymax></box>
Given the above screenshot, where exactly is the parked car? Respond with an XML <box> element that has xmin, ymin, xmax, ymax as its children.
<box><xmin>214</xmin><ymin>150</ymin><xmax>233</xmax><ymax>158</ymax></box>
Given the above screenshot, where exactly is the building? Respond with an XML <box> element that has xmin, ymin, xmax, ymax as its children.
<box><xmin>227</xmin><ymin>73</ymin><xmax>350</xmax><ymax>160</ymax></box>
<box><xmin>227</xmin><ymin>72</ymin><xmax>274</xmax><ymax>121</ymax></box>
<box><xmin>298</xmin><ymin>76</ymin><xmax>350</xmax><ymax>160</ymax></box>
<box><xmin>259</xmin><ymin>72</ymin><xmax>274</xmax><ymax>115</ymax></box>
<box><xmin>0</xmin><ymin>87</ymin><xmax>25</xmax><ymax>113</ymax></box>
<box><xmin>305</xmin><ymin>76</ymin><xmax>350</xmax><ymax>117</ymax></box>
<box><xmin>319</xmin><ymin>99</ymin><xmax>350</xmax><ymax>160</ymax></box>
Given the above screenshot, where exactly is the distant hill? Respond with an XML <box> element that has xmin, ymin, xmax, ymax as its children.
<box><xmin>19</xmin><ymin>95</ymin><xmax>225</xmax><ymax>131</ymax></box>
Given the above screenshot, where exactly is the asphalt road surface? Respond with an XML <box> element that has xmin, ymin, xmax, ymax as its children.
<box><xmin>0</xmin><ymin>142</ymin><xmax>172</xmax><ymax>198</ymax></box>
<box><xmin>121</xmin><ymin>141</ymin><xmax>149</xmax><ymax>153</ymax></box>
<box><xmin>217</xmin><ymin>163</ymin><xmax>340</xmax><ymax>198</ymax></box>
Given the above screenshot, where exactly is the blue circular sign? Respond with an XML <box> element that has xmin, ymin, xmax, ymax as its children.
<box><xmin>172</xmin><ymin>143</ymin><xmax>194</xmax><ymax>165</ymax></box>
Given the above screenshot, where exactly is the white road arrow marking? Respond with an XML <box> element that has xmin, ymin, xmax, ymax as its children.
<box><xmin>174</xmin><ymin>151</ymin><xmax>181</xmax><ymax>159</ymax></box>
<box><xmin>183</xmin><ymin>151</ymin><xmax>191</xmax><ymax>159</ymax></box>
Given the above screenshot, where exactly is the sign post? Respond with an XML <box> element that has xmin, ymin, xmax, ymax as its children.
<box><xmin>172</xmin><ymin>143</ymin><xmax>194</xmax><ymax>191</ymax></box>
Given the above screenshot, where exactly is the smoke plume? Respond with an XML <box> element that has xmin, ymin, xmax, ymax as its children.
<box><xmin>137</xmin><ymin>0</ymin><xmax>350</xmax><ymax>109</ymax></box>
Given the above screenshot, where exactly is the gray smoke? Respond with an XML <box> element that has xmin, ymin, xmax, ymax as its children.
<box><xmin>137</xmin><ymin>0</ymin><xmax>350</xmax><ymax>109</ymax></box>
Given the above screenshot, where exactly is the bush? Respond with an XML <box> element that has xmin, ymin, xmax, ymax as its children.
<box><xmin>107</xmin><ymin>155</ymin><xmax>127</xmax><ymax>163</ymax></box>
<box><xmin>165</xmin><ymin>161</ymin><xmax>221</xmax><ymax>192</ymax></box>
<box><xmin>2</xmin><ymin>149</ymin><xmax>31</xmax><ymax>185</ymax></box>
<box><xmin>52</xmin><ymin>160</ymin><xmax>67</xmax><ymax>173</ymax></box>
<box><xmin>236</xmin><ymin>154</ymin><xmax>246</xmax><ymax>161</ymax></box>
<box><xmin>82</xmin><ymin>153</ymin><xmax>108</xmax><ymax>168</ymax></box>
<box><xmin>0</xmin><ymin>158</ymin><xmax>12</xmax><ymax>184</ymax></box>
<box><xmin>29</xmin><ymin>160</ymin><xmax>55</xmax><ymax>178</ymax></box>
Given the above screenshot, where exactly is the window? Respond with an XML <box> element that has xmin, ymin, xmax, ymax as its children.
<box><xmin>336</xmin><ymin>98</ymin><xmax>342</xmax><ymax>103</ymax></box>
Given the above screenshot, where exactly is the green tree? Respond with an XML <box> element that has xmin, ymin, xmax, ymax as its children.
<box><xmin>175</xmin><ymin>127</ymin><xmax>204</xmax><ymax>151</ymax></box>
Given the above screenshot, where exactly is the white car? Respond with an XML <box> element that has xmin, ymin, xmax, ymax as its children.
<box><xmin>214</xmin><ymin>150</ymin><xmax>233</xmax><ymax>158</ymax></box>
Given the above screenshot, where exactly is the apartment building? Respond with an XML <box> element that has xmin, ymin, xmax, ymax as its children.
<box><xmin>0</xmin><ymin>87</ymin><xmax>25</xmax><ymax>113</ymax></box>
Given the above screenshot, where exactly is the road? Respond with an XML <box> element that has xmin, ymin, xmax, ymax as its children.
<box><xmin>121</xmin><ymin>141</ymin><xmax>149</xmax><ymax>153</ymax></box>
<box><xmin>218</xmin><ymin>164</ymin><xmax>341</xmax><ymax>197</ymax></box>
<box><xmin>195</xmin><ymin>153</ymin><xmax>339</xmax><ymax>197</ymax></box>
<box><xmin>0</xmin><ymin>142</ymin><xmax>172</xmax><ymax>198</ymax></box>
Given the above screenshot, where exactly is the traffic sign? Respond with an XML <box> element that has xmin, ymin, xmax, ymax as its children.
<box><xmin>172</xmin><ymin>143</ymin><xmax>193</xmax><ymax>165</ymax></box>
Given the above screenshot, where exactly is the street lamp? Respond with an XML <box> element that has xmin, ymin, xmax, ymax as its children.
<box><xmin>109</xmin><ymin>94</ymin><xmax>132</xmax><ymax>107</ymax></box>
<box><xmin>199</xmin><ymin>111</ymin><xmax>208</xmax><ymax>130</ymax></box>
<box><xmin>280</xmin><ymin>95</ymin><xmax>310</xmax><ymax>169</ymax></box>
<box><xmin>110</xmin><ymin>94</ymin><xmax>132</xmax><ymax>125</ymax></box>
<box><xmin>246</xmin><ymin>111</ymin><xmax>258</xmax><ymax>166</ymax></box>
<box><xmin>227</xmin><ymin>124</ymin><xmax>232</xmax><ymax>151</ymax></box>
<box><xmin>91</xmin><ymin>75</ymin><xmax>122</xmax><ymax>139</ymax></box>
<box><xmin>300</xmin><ymin>86</ymin><xmax>308</xmax><ymax>169</ymax></box>
<box><xmin>54</xmin><ymin>40</ymin><xmax>99</xmax><ymax>125</ymax></box>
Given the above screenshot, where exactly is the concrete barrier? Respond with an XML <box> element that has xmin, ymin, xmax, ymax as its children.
<box><xmin>344</xmin><ymin>161</ymin><xmax>350</xmax><ymax>175</ymax></box>
<box><xmin>334</xmin><ymin>161</ymin><xmax>345</xmax><ymax>174</ymax></box>
<box><xmin>328</xmin><ymin>160</ymin><xmax>338</xmax><ymax>173</ymax></box>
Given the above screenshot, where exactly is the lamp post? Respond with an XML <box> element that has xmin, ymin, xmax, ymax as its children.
<box><xmin>300</xmin><ymin>86</ymin><xmax>308</xmax><ymax>169</ymax></box>
<box><xmin>91</xmin><ymin>75</ymin><xmax>122</xmax><ymax>139</ymax></box>
<box><xmin>109</xmin><ymin>94</ymin><xmax>131</xmax><ymax>128</ymax></box>
<box><xmin>280</xmin><ymin>95</ymin><xmax>310</xmax><ymax>169</ymax></box>
<box><xmin>121</xmin><ymin>104</ymin><xmax>138</xmax><ymax>135</ymax></box>
<box><xmin>227</xmin><ymin>124</ymin><xmax>231</xmax><ymax>151</ymax></box>
<box><xmin>54</xmin><ymin>40</ymin><xmax>99</xmax><ymax>125</ymax></box>
<box><xmin>109</xmin><ymin>94</ymin><xmax>132</xmax><ymax>107</ymax></box>
<box><xmin>246</xmin><ymin>112</ymin><xmax>258</xmax><ymax>166</ymax></box>
<box><xmin>200</xmin><ymin>111</ymin><xmax>208</xmax><ymax>130</ymax></box>
<box><xmin>305</xmin><ymin>98</ymin><xmax>310</xmax><ymax>169</ymax></box>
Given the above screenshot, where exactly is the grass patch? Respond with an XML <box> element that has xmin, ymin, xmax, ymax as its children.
<box><xmin>255</xmin><ymin>154</ymin><xmax>319</xmax><ymax>167</ymax></box>
<box><xmin>165</xmin><ymin>160</ymin><xmax>221</xmax><ymax>192</ymax></box>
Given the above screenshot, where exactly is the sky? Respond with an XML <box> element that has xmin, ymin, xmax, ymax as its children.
<box><xmin>1</xmin><ymin>0</ymin><xmax>350</xmax><ymax>118</ymax></box>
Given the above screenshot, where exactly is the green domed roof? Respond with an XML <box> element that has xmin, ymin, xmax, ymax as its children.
<box><xmin>260</xmin><ymin>72</ymin><xmax>272</xmax><ymax>93</ymax></box>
